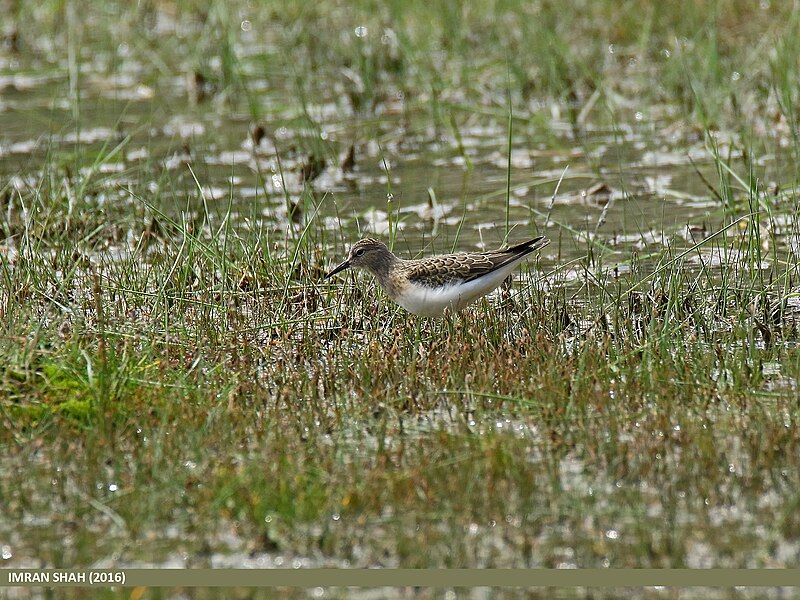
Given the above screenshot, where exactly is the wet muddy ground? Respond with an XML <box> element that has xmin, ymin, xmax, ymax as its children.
<box><xmin>2</xmin><ymin>2</ymin><xmax>800</xmax><ymax>597</ymax></box>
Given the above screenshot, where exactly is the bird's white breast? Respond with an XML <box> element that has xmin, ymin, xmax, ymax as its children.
<box><xmin>394</xmin><ymin>262</ymin><xmax>520</xmax><ymax>317</ymax></box>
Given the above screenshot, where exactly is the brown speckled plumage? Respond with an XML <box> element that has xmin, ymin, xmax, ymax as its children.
<box><xmin>324</xmin><ymin>236</ymin><xmax>550</xmax><ymax>316</ymax></box>
<box><xmin>403</xmin><ymin>239</ymin><xmax>547</xmax><ymax>288</ymax></box>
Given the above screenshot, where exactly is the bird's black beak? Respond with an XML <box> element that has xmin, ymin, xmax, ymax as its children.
<box><xmin>324</xmin><ymin>259</ymin><xmax>351</xmax><ymax>280</ymax></box>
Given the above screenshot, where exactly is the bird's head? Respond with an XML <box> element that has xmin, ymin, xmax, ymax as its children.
<box><xmin>324</xmin><ymin>238</ymin><xmax>394</xmax><ymax>279</ymax></box>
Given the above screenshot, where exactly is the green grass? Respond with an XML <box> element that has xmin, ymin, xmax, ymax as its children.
<box><xmin>2</xmin><ymin>1</ymin><xmax>800</xmax><ymax>591</ymax></box>
<box><xmin>2</xmin><ymin>195</ymin><xmax>799</xmax><ymax>572</ymax></box>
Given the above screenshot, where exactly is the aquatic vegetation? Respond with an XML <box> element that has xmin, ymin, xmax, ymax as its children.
<box><xmin>1</xmin><ymin>0</ymin><xmax>800</xmax><ymax>584</ymax></box>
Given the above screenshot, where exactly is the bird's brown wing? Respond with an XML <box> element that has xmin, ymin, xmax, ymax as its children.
<box><xmin>405</xmin><ymin>237</ymin><xmax>549</xmax><ymax>287</ymax></box>
<box><xmin>404</xmin><ymin>252</ymin><xmax>496</xmax><ymax>287</ymax></box>
<box><xmin>464</xmin><ymin>236</ymin><xmax>549</xmax><ymax>282</ymax></box>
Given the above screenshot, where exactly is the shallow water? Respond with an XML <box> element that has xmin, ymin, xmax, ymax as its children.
<box><xmin>3</xmin><ymin>20</ymin><xmax>795</xmax><ymax>270</ymax></box>
<box><xmin>3</xmin><ymin>7</ymin><xmax>800</xmax><ymax>577</ymax></box>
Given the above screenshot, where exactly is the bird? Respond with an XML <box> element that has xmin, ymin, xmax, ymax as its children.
<box><xmin>324</xmin><ymin>236</ymin><xmax>549</xmax><ymax>317</ymax></box>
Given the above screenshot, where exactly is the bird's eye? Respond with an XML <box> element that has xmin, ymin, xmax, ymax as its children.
<box><xmin>354</xmin><ymin>248</ymin><xmax>365</xmax><ymax>257</ymax></box>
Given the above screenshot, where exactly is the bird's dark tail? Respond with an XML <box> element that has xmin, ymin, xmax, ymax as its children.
<box><xmin>506</xmin><ymin>236</ymin><xmax>550</xmax><ymax>256</ymax></box>
<box><xmin>463</xmin><ymin>236</ymin><xmax>550</xmax><ymax>281</ymax></box>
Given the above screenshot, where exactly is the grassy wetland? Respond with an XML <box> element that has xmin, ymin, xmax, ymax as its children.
<box><xmin>2</xmin><ymin>0</ymin><xmax>800</xmax><ymax>596</ymax></box>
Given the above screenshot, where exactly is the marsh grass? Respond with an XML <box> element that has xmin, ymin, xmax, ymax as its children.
<box><xmin>3</xmin><ymin>169</ymin><xmax>800</xmax><ymax>572</ymax></box>
<box><xmin>2</xmin><ymin>0</ymin><xmax>800</xmax><ymax>586</ymax></box>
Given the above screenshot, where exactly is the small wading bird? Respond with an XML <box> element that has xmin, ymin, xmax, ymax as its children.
<box><xmin>324</xmin><ymin>236</ymin><xmax>549</xmax><ymax>317</ymax></box>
